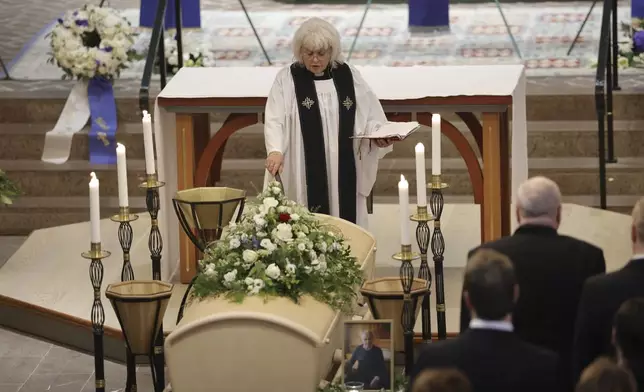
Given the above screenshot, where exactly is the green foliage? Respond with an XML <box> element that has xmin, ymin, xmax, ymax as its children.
<box><xmin>0</xmin><ymin>170</ymin><xmax>21</xmax><ymax>205</ymax></box>
<box><xmin>191</xmin><ymin>181</ymin><xmax>364</xmax><ymax>312</ymax></box>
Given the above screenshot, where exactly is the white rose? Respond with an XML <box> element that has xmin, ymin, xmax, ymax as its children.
<box><xmin>263</xmin><ymin>197</ymin><xmax>279</xmax><ymax>208</ymax></box>
<box><xmin>297</xmin><ymin>243</ymin><xmax>306</xmax><ymax>251</ymax></box>
<box><xmin>249</xmin><ymin>278</ymin><xmax>265</xmax><ymax>294</ymax></box>
<box><xmin>297</xmin><ymin>232</ymin><xmax>306</xmax><ymax>239</ymax></box>
<box><xmin>257</xmin><ymin>231</ymin><xmax>268</xmax><ymax>238</ymax></box>
<box><xmin>265</xmin><ymin>263</ymin><xmax>281</xmax><ymax>280</ymax></box>
<box><xmin>253</xmin><ymin>214</ymin><xmax>266</xmax><ymax>227</ymax></box>
<box><xmin>260</xmin><ymin>238</ymin><xmax>276</xmax><ymax>253</ymax></box>
<box><xmin>223</xmin><ymin>270</ymin><xmax>237</xmax><ymax>283</ymax></box>
<box><xmin>244</xmin><ymin>277</ymin><xmax>254</xmax><ymax>286</ymax></box>
<box><xmin>277</xmin><ymin>206</ymin><xmax>287</xmax><ymax>213</ymax></box>
<box><xmin>286</xmin><ymin>263</ymin><xmax>296</xmax><ymax>274</ymax></box>
<box><xmin>275</xmin><ymin>223</ymin><xmax>293</xmax><ymax>241</ymax></box>
<box><xmin>318</xmin><ymin>261</ymin><xmax>327</xmax><ymax>272</ymax></box>
<box><xmin>290</xmin><ymin>213</ymin><xmax>300</xmax><ymax>221</ymax></box>
<box><xmin>272</xmin><ymin>186</ymin><xmax>281</xmax><ymax>195</ymax></box>
<box><xmin>229</xmin><ymin>238</ymin><xmax>241</xmax><ymax>249</ymax></box>
<box><xmin>168</xmin><ymin>54</ymin><xmax>178</xmax><ymax>66</ymax></box>
<box><xmin>242</xmin><ymin>249</ymin><xmax>258</xmax><ymax>263</ymax></box>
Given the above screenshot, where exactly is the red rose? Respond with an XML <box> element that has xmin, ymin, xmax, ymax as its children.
<box><xmin>278</xmin><ymin>213</ymin><xmax>291</xmax><ymax>222</ymax></box>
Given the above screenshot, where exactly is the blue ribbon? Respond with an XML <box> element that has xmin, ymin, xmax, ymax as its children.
<box><xmin>87</xmin><ymin>77</ymin><xmax>118</xmax><ymax>165</ymax></box>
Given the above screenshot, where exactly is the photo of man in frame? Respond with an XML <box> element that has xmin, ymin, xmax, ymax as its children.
<box><xmin>343</xmin><ymin>320</ymin><xmax>394</xmax><ymax>391</ymax></box>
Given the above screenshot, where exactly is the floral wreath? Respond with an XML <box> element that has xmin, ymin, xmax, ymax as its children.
<box><xmin>190</xmin><ymin>181</ymin><xmax>364</xmax><ymax>312</ymax></box>
<box><xmin>48</xmin><ymin>5</ymin><xmax>136</xmax><ymax>80</ymax></box>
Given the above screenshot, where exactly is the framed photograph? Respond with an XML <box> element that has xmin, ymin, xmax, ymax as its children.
<box><xmin>342</xmin><ymin>319</ymin><xmax>395</xmax><ymax>391</ymax></box>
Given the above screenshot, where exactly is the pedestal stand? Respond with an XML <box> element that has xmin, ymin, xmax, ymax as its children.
<box><xmin>410</xmin><ymin>206</ymin><xmax>435</xmax><ymax>342</ymax></box>
<box><xmin>81</xmin><ymin>243</ymin><xmax>111</xmax><ymax>392</ymax></box>
<box><xmin>393</xmin><ymin>244</ymin><xmax>420</xmax><ymax>376</ymax></box>
<box><xmin>110</xmin><ymin>207</ymin><xmax>139</xmax><ymax>392</ymax></box>
<box><xmin>429</xmin><ymin>175</ymin><xmax>449</xmax><ymax>339</ymax></box>
<box><xmin>139</xmin><ymin>174</ymin><xmax>166</xmax><ymax>392</ymax></box>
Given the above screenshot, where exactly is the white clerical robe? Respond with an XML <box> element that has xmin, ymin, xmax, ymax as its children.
<box><xmin>263</xmin><ymin>64</ymin><xmax>392</xmax><ymax>230</ymax></box>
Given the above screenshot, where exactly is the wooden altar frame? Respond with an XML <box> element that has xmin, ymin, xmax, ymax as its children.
<box><xmin>157</xmin><ymin>95</ymin><xmax>513</xmax><ymax>284</ymax></box>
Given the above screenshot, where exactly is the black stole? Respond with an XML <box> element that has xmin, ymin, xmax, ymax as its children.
<box><xmin>290</xmin><ymin>63</ymin><xmax>357</xmax><ymax>223</ymax></box>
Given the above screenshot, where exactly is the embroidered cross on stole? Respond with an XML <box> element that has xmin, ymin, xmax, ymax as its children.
<box><xmin>290</xmin><ymin>63</ymin><xmax>358</xmax><ymax>223</ymax></box>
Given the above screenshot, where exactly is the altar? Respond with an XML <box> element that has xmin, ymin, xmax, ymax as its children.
<box><xmin>153</xmin><ymin>65</ymin><xmax>527</xmax><ymax>283</ymax></box>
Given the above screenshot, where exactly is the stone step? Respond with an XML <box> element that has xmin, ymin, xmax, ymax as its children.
<box><xmin>0</xmin><ymin>196</ymin><xmax>147</xmax><ymax>236</ymax></box>
<box><xmin>3</xmin><ymin>120</ymin><xmax>644</xmax><ymax>161</ymax></box>
<box><xmin>3</xmin><ymin>157</ymin><xmax>643</xmax><ymax>198</ymax></box>
<box><xmin>1</xmin><ymin>91</ymin><xmax>644</xmax><ymax>123</ymax></box>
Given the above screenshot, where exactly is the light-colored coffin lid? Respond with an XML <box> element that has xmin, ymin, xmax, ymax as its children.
<box><xmin>171</xmin><ymin>213</ymin><xmax>376</xmax><ymax>348</ymax></box>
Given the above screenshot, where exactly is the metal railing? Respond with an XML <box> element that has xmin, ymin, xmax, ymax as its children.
<box><xmin>139</xmin><ymin>0</ymin><xmax>184</xmax><ymax>113</ymax></box>
<box><xmin>594</xmin><ymin>0</ymin><xmax>620</xmax><ymax>209</ymax></box>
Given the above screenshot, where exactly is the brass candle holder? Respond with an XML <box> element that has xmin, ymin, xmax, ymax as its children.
<box><xmin>393</xmin><ymin>243</ymin><xmax>420</xmax><ymax>376</ymax></box>
<box><xmin>410</xmin><ymin>205</ymin><xmax>436</xmax><ymax>342</ymax></box>
<box><xmin>109</xmin><ymin>206</ymin><xmax>139</xmax><ymax>392</ymax></box>
<box><xmin>81</xmin><ymin>242</ymin><xmax>111</xmax><ymax>392</ymax></box>
<box><xmin>138</xmin><ymin>173</ymin><xmax>167</xmax><ymax>391</ymax></box>
<box><xmin>428</xmin><ymin>174</ymin><xmax>449</xmax><ymax>340</ymax></box>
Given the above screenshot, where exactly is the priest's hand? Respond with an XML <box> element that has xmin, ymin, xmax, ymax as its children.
<box><xmin>372</xmin><ymin>137</ymin><xmax>397</xmax><ymax>148</ymax></box>
<box><xmin>265</xmin><ymin>152</ymin><xmax>284</xmax><ymax>175</ymax></box>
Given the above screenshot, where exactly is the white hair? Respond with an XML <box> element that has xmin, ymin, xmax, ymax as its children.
<box><xmin>292</xmin><ymin>17</ymin><xmax>344</xmax><ymax>67</ymax></box>
<box><xmin>516</xmin><ymin>176</ymin><xmax>562</xmax><ymax>221</ymax></box>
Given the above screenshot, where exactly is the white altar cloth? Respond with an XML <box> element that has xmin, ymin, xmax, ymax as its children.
<box><xmin>154</xmin><ymin>65</ymin><xmax>527</xmax><ymax>281</ymax></box>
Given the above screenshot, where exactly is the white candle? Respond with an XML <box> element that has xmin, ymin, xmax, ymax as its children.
<box><xmin>414</xmin><ymin>143</ymin><xmax>427</xmax><ymax>207</ymax></box>
<box><xmin>89</xmin><ymin>172</ymin><xmax>101</xmax><ymax>244</ymax></box>
<box><xmin>142</xmin><ymin>110</ymin><xmax>156</xmax><ymax>175</ymax></box>
<box><xmin>116</xmin><ymin>143</ymin><xmax>129</xmax><ymax>208</ymax></box>
<box><xmin>432</xmin><ymin>114</ymin><xmax>442</xmax><ymax>175</ymax></box>
<box><xmin>398</xmin><ymin>174</ymin><xmax>410</xmax><ymax>245</ymax></box>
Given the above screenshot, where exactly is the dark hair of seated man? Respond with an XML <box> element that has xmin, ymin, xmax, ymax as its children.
<box><xmin>463</xmin><ymin>249</ymin><xmax>517</xmax><ymax>320</ymax></box>
<box><xmin>411</xmin><ymin>368</ymin><xmax>472</xmax><ymax>392</ymax></box>
<box><xmin>613</xmin><ymin>298</ymin><xmax>644</xmax><ymax>387</ymax></box>
<box><xmin>576</xmin><ymin>357</ymin><xmax>636</xmax><ymax>392</ymax></box>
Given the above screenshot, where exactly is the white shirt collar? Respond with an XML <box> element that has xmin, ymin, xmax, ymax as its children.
<box><xmin>633</xmin><ymin>253</ymin><xmax>644</xmax><ymax>261</ymax></box>
<box><xmin>469</xmin><ymin>318</ymin><xmax>514</xmax><ymax>332</ymax></box>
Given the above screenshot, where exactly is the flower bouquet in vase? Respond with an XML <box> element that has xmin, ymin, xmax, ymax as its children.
<box><xmin>42</xmin><ymin>4</ymin><xmax>138</xmax><ymax>165</ymax></box>
<box><xmin>160</xmin><ymin>32</ymin><xmax>216</xmax><ymax>75</ymax></box>
<box><xmin>618</xmin><ymin>18</ymin><xmax>644</xmax><ymax>68</ymax></box>
<box><xmin>164</xmin><ymin>182</ymin><xmax>377</xmax><ymax>392</ymax></box>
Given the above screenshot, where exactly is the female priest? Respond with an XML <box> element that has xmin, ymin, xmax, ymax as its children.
<box><xmin>263</xmin><ymin>17</ymin><xmax>397</xmax><ymax>229</ymax></box>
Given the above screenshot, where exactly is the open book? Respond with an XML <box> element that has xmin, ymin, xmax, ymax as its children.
<box><xmin>352</xmin><ymin>121</ymin><xmax>421</xmax><ymax>140</ymax></box>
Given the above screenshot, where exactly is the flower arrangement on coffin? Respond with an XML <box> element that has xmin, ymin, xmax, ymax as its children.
<box><xmin>42</xmin><ymin>5</ymin><xmax>137</xmax><ymax>166</ymax></box>
<box><xmin>617</xmin><ymin>18</ymin><xmax>644</xmax><ymax>68</ymax></box>
<box><xmin>190</xmin><ymin>181</ymin><xmax>363</xmax><ymax>313</ymax></box>
<box><xmin>0</xmin><ymin>170</ymin><xmax>21</xmax><ymax>205</ymax></box>
<box><xmin>162</xmin><ymin>33</ymin><xmax>216</xmax><ymax>75</ymax></box>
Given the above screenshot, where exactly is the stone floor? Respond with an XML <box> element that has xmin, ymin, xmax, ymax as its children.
<box><xmin>0</xmin><ymin>236</ymin><xmax>155</xmax><ymax>392</ymax></box>
<box><xmin>0</xmin><ymin>328</ymin><xmax>156</xmax><ymax>392</ymax></box>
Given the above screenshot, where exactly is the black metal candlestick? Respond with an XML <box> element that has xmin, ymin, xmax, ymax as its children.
<box><xmin>139</xmin><ymin>173</ymin><xmax>166</xmax><ymax>392</ymax></box>
<box><xmin>394</xmin><ymin>244</ymin><xmax>420</xmax><ymax>376</ymax></box>
<box><xmin>81</xmin><ymin>242</ymin><xmax>111</xmax><ymax>392</ymax></box>
<box><xmin>110</xmin><ymin>207</ymin><xmax>139</xmax><ymax>392</ymax></box>
<box><xmin>429</xmin><ymin>174</ymin><xmax>448</xmax><ymax>340</ymax></box>
<box><xmin>410</xmin><ymin>205</ymin><xmax>435</xmax><ymax>342</ymax></box>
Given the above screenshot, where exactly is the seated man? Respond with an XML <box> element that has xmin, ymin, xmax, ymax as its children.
<box><xmin>412</xmin><ymin>249</ymin><xmax>559</xmax><ymax>392</ymax></box>
<box><xmin>461</xmin><ymin>176</ymin><xmax>605</xmax><ymax>390</ymax></box>
<box><xmin>573</xmin><ymin>197</ymin><xmax>644</xmax><ymax>382</ymax></box>
<box><xmin>613</xmin><ymin>298</ymin><xmax>644</xmax><ymax>390</ymax></box>
<box><xmin>345</xmin><ymin>330</ymin><xmax>389</xmax><ymax>389</ymax></box>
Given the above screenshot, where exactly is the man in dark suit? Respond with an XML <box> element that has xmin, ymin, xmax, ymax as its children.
<box><xmin>573</xmin><ymin>197</ymin><xmax>644</xmax><ymax>383</ymax></box>
<box><xmin>460</xmin><ymin>176</ymin><xmax>605</xmax><ymax>389</ymax></box>
<box><xmin>613</xmin><ymin>298</ymin><xmax>644</xmax><ymax>391</ymax></box>
<box><xmin>411</xmin><ymin>249</ymin><xmax>559</xmax><ymax>392</ymax></box>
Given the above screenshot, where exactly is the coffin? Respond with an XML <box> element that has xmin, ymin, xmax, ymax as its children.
<box><xmin>165</xmin><ymin>214</ymin><xmax>377</xmax><ymax>392</ymax></box>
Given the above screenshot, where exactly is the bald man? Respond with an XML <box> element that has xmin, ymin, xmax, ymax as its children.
<box><xmin>573</xmin><ymin>198</ymin><xmax>644</xmax><ymax>386</ymax></box>
<box><xmin>460</xmin><ymin>176</ymin><xmax>606</xmax><ymax>390</ymax></box>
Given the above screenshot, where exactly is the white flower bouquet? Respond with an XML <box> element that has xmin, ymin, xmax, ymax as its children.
<box><xmin>47</xmin><ymin>4</ymin><xmax>137</xmax><ymax>80</ymax></box>
<box><xmin>191</xmin><ymin>181</ymin><xmax>364</xmax><ymax>312</ymax></box>
<box><xmin>163</xmin><ymin>33</ymin><xmax>215</xmax><ymax>75</ymax></box>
